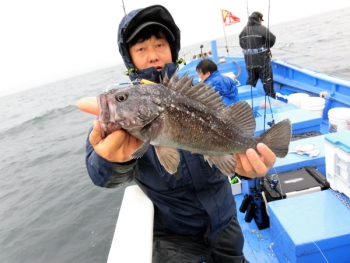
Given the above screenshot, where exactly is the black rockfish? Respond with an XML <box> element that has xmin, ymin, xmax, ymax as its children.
<box><xmin>97</xmin><ymin>72</ymin><xmax>292</xmax><ymax>176</ymax></box>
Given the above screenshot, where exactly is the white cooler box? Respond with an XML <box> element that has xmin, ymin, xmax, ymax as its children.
<box><xmin>325</xmin><ymin>130</ymin><xmax>350</xmax><ymax>198</ymax></box>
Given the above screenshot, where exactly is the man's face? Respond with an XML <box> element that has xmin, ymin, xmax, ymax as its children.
<box><xmin>129</xmin><ymin>31</ymin><xmax>172</xmax><ymax>71</ymax></box>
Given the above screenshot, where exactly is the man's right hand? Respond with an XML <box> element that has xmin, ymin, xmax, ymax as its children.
<box><xmin>77</xmin><ymin>97</ymin><xmax>143</xmax><ymax>163</ymax></box>
<box><xmin>89</xmin><ymin>120</ymin><xmax>143</xmax><ymax>163</ymax></box>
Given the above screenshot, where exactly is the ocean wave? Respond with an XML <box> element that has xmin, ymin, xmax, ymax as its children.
<box><xmin>0</xmin><ymin>104</ymin><xmax>78</xmax><ymax>135</ymax></box>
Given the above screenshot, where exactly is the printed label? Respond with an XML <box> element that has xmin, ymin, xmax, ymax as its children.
<box><xmin>284</xmin><ymin>178</ymin><xmax>304</xmax><ymax>184</ymax></box>
<box><xmin>329</xmin><ymin>124</ymin><xmax>337</xmax><ymax>133</ymax></box>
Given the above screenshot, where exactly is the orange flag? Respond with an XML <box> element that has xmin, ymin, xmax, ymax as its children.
<box><xmin>222</xmin><ymin>9</ymin><xmax>240</xmax><ymax>26</ymax></box>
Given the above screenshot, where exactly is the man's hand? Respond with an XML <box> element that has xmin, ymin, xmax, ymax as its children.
<box><xmin>77</xmin><ymin>97</ymin><xmax>143</xmax><ymax>163</ymax></box>
<box><xmin>89</xmin><ymin>120</ymin><xmax>143</xmax><ymax>163</ymax></box>
<box><xmin>234</xmin><ymin>143</ymin><xmax>276</xmax><ymax>178</ymax></box>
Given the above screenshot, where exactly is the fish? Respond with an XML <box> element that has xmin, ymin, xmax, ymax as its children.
<box><xmin>95</xmin><ymin>71</ymin><xmax>292</xmax><ymax>176</ymax></box>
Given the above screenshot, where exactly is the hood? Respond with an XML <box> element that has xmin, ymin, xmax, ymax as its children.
<box><xmin>247</xmin><ymin>13</ymin><xmax>261</xmax><ymax>26</ymax></box>
<box><xmin>118</xmin><ymin>5</ymin><xmax>181</xmax><ymax>82</ymax></box>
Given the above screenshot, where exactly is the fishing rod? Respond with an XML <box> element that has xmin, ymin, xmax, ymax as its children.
<box><xmin>121</xmin><ymin>0</ymin><xmax>126</xmax><ymax>16</ymax></box>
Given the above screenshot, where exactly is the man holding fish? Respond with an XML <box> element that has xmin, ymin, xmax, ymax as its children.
<box><xmin>78</xmin><ymin>5</ymin><xmax>291</xmax><ymax>263</ymax></box>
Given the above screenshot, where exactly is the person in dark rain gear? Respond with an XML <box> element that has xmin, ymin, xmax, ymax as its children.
<box><xmin>239</xmin><ymin>11</ymin><xmax>276</xmax><ymax>98</ymax></box>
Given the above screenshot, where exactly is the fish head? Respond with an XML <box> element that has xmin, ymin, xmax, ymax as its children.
<box><xmin>97</xmin><ymin>84</ymin><xmax>165</xmax><ymax>137</ymax></box>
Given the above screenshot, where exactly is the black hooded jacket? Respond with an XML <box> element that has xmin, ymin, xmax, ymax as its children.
<box><xmin>239</xmin><ymin>13</ymin><xmax>276</xmax><ymax>50</ymax></box>
<box><xmin>118</xmin><ymin>5</ymin><xmax>181</xmax><ymax>82</ymax></box>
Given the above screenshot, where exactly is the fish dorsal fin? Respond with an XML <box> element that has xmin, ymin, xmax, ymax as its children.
<box><xmin>165</xmin><ymin>71</ymin><xmax>226</xmax><ymax>111</ymax></box>
<box><xmin>166</xmin><ymin>70</ymin><xmax>180</xmax><ymax>90</ymax></box>
<box><xmin>161</xmin><ymin>71</ymin><xmax>170</xmax><ymax>86</ymax></box>
<box><xmin>221</xmin><ymin>101</ymin><xmax>256</xmax><ymax>136</ymax></box>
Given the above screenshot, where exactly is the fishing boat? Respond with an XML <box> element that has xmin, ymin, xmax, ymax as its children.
<box><xmin>107</xmin><ymin>40</ymin><xmax>350</xmax><ymax>263</ymax></box>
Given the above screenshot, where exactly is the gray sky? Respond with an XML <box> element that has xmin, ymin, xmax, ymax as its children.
<box><xmin>1</xmin><ymin>0</ymin><xmax>349</xmax><ymax>98</ymax></box>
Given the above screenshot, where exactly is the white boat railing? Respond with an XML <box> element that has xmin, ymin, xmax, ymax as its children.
<box><xmin>107</xmin><ymin>185</ymin><xmax>154</xmax><ymax>263</ymax></box>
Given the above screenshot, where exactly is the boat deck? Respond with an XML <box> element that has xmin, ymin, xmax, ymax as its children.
<box><xmin>234</xmin><ymin>118</ymin><xmax>350</xmax><ymax>263</ymax></box>
<box><xmin>236</xmin><ymin>189</ymin><xmax>350</xmax><ymax>263</ymax></box>
<box><xmin>233</xmin><ymin>92</ymin><xmax>350</xmax><ymax>262</ymax></box>
<box><xmin>173</xmin><ymin>46</ymin><xmax>350</xmax><ymax>263</ymax></box>
<box><xmin>236</xmin><ymin>193</ymin><xmax>280</xmax><ymax>263</ymax></box>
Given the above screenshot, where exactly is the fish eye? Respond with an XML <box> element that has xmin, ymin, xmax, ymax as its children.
<box><xmin>116</xmin><ymin>93</ymin><xmax>128</xmax><ymax>102</ymax></box>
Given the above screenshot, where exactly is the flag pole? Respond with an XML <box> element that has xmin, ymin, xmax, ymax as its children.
<box><xmin>221</xmin><ymin>9</ymin><xmax>241</xmax><ymax>56</ymax></box>
<box><xmin>221</xmin><ymin>10</ymin><xmax>229</xmax><ymax>56</ymax></box>
<box><xmin>222</xmin><ymin>23</ymin><xmax>229</xmax><ymax>56</ymax></box>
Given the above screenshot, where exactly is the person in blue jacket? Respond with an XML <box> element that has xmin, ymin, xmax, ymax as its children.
<box><xmin>196</xmin><ymin>59</ymin><xmax>239</xmax><ymax>105</ymax></box>
<box><xmin>85</xmin><ymin>5</ymin><xmax>276</xmax><ymax>263</ymax></box>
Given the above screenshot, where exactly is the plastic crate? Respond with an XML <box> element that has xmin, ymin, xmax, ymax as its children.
<box><xmin>325</xmin><ymin>131</ymin><xmax>350</xmax><ymax>198</ymax></box>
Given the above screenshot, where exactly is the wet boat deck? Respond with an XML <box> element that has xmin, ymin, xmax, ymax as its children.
<box><xmin>235</xmin><ymin>193</ymin><xmax>280</xmax><ymax>263</ymax></box>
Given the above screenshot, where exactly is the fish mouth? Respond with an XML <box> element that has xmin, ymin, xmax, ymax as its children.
<box><xmin>97</xmin><ymin>93</ymin><xmax>122</xmax><ymax>138</ymax></box>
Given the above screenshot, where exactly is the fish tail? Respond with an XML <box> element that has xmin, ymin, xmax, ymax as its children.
<box><xmin>258</xmin><ymin>119</ymin><xmax>292</xmax><ymax>157</ymax></box>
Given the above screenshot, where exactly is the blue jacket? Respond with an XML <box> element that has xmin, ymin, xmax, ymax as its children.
<box><xmin>204</xmin><ymin>71</ymin><xmax>239</xmax><ymax>105</ymax></box>
<box><xmin>85</xmin><ymin>5</ymin><xmax>237</xmax><ymax>242</ymax></box>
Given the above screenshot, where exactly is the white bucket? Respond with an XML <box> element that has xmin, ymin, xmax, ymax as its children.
<box><xmin>287</xmin><ymin>93</ymin><xmax>310</xmax><ymax>108</ymax></box>
<box><xmin>300</xmin><ymin>97</ymin><xmax>325</xmax><ymax>117</ymax></box>
<box><xmin>328</xmin><ymin>107</ymin><xmax>350</xmax><ymax>133</ymax></box>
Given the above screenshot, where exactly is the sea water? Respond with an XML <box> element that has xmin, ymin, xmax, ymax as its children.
<box><xmin>1</xmin><ymin>8</ymin><xmax>350</xmax><ymax>263</ymax></box>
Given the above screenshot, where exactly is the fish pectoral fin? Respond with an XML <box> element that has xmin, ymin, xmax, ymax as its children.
<box><xmin>131</xmin><ymin>138</ymin><xmax>151</xmax><ymax>159</ymax></box>
<box><xmin>154</xmin><ymin>146</ymin><xmax>180</xmax><ymax>174</ymax></box>
<box><xmin>204</xmin><ymin>154</ymin><xmax>237</xmax><ymax>177</ymax></box>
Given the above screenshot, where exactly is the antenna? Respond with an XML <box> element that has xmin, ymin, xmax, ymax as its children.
<box><xmin>121</xmin><ymin>0</ymin><xmax>126</xmax><ymax>16</ymax></box>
